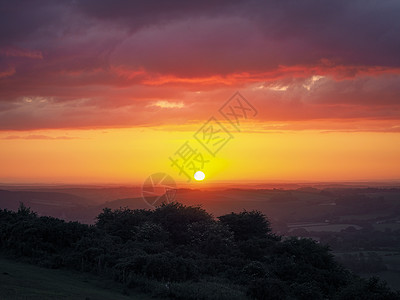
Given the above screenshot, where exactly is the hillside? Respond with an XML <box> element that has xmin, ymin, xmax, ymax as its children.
<box><xmin>0</xmin><ymin>257</ymin><xmax>152</xmax><ymax>300</ymax></box>
<box><xmin>0</xmin><ymin>202</ymin><xmax>398</xmax><ymax>299</ymax></box>
<box><xmin>1</xmin><ymin>186</ymin><xmax>400</xmax><ymax>292</ymax></box>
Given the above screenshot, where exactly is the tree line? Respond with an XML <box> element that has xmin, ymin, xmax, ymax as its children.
<box><xmin>0</xmin><ymin>202</ymin><xmax>398</xmax><ymax>299</ymax></box>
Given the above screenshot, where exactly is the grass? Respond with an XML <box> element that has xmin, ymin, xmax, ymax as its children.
<box><xmin>0</xmin><ymin>257</ymin><xmax>153</xmax><ymax>300</ymax></box>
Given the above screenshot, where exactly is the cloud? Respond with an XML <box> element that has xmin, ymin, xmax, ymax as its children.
<box><xmin>0</xmin><ymin>66</ymin><xmax>15</xmax><ymax>78</ymax></box>
<box><xmin>0</xmin><ymin>47</ymin><xmax>43</xmax><ymax>59</ymax></box>
<box><xmin>303</xmin><ymin>75</ymin><xmax>325</xmax><ymax>91</ymax></box>
<box><xmin>149</xmin><ymin>100</ymin><xmax>184</xmax><ymax>109</ymax></box>
<box><xmin>0</xmin><ymin>0</ymin><xmax>399</xmax><ymax>131</ymax></box>
<box><xmin>1</xmin><ymin>134</ymin><xmax>79</xmax><ymax>140</ymax></box>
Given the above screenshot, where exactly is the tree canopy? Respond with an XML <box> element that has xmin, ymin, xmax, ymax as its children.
<box><xmin>0</xmin><ymin>202</ymin><xmax>398</xmax><ymax>299</ymax></box>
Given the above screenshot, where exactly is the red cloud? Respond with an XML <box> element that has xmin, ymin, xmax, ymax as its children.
<box><xmin>0</xmin><ymin>0</ymin><xmax>399</xmax><ymax>131</ymax></box>
<box><xmin>0</xmin><ymin>47</ymin><xmax>43</xmax><ymax>59</ymax></box>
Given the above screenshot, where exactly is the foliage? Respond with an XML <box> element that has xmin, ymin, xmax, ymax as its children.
<box><xmin>0</xmin><ymin>202</ymin><xmax>398</xmax><ymax>299</ymax></box>
<box><xmin>218</xmin><ymin>210</ymin><xmax>272</xmax><ymax>241</ymax></box>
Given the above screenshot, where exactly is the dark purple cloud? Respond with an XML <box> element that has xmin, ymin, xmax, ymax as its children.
<box><xmin>0</xmin><ymin>0</ymin><xmax>399</xmax><ymax>131</ymax></box>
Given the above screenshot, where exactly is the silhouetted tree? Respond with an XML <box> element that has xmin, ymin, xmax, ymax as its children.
<box><xmin>218</xmin><ymin>210</ymin><xmax>272</xmax><ymax>241</ymax></box>
<box><xmin>0</xmin><ymin>203</ymin><xmax>398</xmax><ymax>299</ymax></box>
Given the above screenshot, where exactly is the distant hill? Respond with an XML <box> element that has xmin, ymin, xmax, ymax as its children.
<box><xmin>0</xmin><ymin>186</ymin><xmax>142</xmax><ymax>204</ymax></box>
<box><xmin>0</xmin><ymin>190</ymin><xmax>89</xmax><ymax>221</ymax></box>
<box><xmin>1</xmin><ymin>186</ymin><xmax>400</xmax><ymax>228</ymax></box>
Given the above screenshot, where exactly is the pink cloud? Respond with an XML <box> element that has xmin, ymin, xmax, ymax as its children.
<box><xmin>0</xmin><ymin>0</ymin><xmax>399</xmax><ymax>131</ymax></box>
<box><xmin>0</xmin><ymin>47</ymin><xmax>43</xmax><ymax>59</ymax></box>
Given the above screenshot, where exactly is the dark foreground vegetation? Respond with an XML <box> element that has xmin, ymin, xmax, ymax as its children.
<box><xmin>0</xmin><ymin>203</ymin><xmax>399</xmax><ymax>299</ymax></box>
<box><xmin>0</xmin><ymin>257</ymin><xmax>152</xmax><ymax>299</ymax></box>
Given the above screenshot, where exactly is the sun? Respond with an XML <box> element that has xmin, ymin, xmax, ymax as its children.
<box><xmin>194</xmin><ymin>171</ymin><xmax>205</xmax><ymax>181</ymax></box>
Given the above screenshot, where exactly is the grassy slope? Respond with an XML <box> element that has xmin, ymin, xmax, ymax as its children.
<box><xmin>0</xmin><ymin>257</ymin><xmax>153</xmax><ymax>300</ymax></box>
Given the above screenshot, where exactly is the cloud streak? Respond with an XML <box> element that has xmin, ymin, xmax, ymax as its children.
<box><xmin>0</xmin><ymin>134</ymin><xmax>79</xmax><ymax>140</ymax></box>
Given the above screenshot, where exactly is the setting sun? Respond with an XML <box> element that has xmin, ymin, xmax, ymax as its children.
<box><xmin>1</xmin><ymin>1</ymin><xmax>400</xmax><ymax>298</ymax></box>
<box><xmin>194</xmin><ymin>171</ymin><xmax>206</xmax><ymax>181</ymax></box>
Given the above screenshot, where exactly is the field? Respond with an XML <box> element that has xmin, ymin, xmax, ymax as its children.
<box><xmin>0</xmin><ymin>257</ymin><xmax>152</xmax><ymax>300</ymax></box>
<box><xmin>288</xmin><ymin>223</ymin><xmax>362</xmax><ymax>232</ymax></box>
<box><xmin>334</xmin><ymin>251</ymin><xmax>400</xmax><ymax>290</ymax></box>
<box><xmin>373</xmin><ymin>222</ymin><xmax>400</xmax><ymax>232</ymax></box>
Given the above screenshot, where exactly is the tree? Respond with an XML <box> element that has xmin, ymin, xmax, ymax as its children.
<box><xmin>335</xmin><ymin>277</ymin><xmax>400</xmax><ymax>300</ymax></box>
<box><xmin>218</xmin><ymin>210</ymin><xmax>272</xmax><ymax>241</ymax></box>
<box><xmin>152</xmin><ymin>202</ymin><xmax>213</xmax><ymax>244</ymax></box>
<box><xmin>96</xmin><ymin>207</ymin><xmax>152</xmax><ymax>241</ymax></box>
<box><xmin>17</xmin><ymin>202</ymin><xmax>36</xmax><ymax>217</ymax></box>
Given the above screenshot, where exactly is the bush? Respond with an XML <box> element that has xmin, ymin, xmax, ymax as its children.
<box><xmin>168</xmin><ymin>280</ymin><xmax>246</xmax><ymax>300</ymax></box>
<box><xmin>0</xmin><ymin>203</ymin><xmax>398</xmax><ymax>300</ymax></box>
<box><xmin>218</xmin><ymin>211</ymin><xmax>272</xmax><ymax>241</ymax></box>
<box><xmin>247</xmin><ymin>278</ymin><xmax>289</xmax><ymax>300</ymax></box>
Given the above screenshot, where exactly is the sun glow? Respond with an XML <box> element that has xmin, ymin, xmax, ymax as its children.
<box><xmin>194</xmin><ymin>171</ymin><xmax>205</xmax><ymax>181</ymax></box>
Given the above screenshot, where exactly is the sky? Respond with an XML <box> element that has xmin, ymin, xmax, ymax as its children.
<box><xmin>0</xmin><ymin>0</ymin><xmax>399</xmax><ymax>185</ymax></box>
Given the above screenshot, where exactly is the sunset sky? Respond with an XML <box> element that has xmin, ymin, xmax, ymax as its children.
<box><xmin>0</xmin><ymin>0</ymin><xmax>399</xmax><ymax>185</ymax></box>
